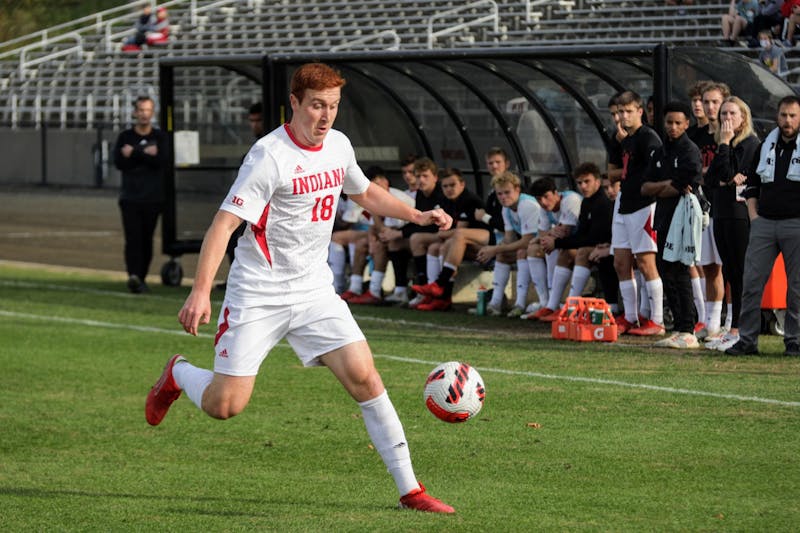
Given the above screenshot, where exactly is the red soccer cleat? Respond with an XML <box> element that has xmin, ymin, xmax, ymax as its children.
<box><xmin>411</xmin><ymin>281</ymin><xmax>445</xmax><ymax>298</ymax></box>
<box><xmin>416</xmin><ymin>298</ymin><xmax>452</xmax><ymax>312</ymax></box>
<box><xmin>628</xmin><ymin>318</ymin><xmax>666</xmax><ymax>336</ymax></box>
<box><xmin>145</xmin><ymin>354</ymin><xmax>185</xmax><ymax>426</ymax></box>
<box><xmin>339</xmin><ymin>290</ymin><xmax>360</xmax><ymax>301</ymax></box>
<box><xmin>614</xmin><ymin>315</ymin><xmax>637</xmax><ymax>335</ymax></box>
<box><xmin>348</xmin><ymin>291</ymin><xmax>382</xmax><ymax>305</ymax></box>
<box><xmin>399</xmin><ymin>482</ymin><xmax>455</xmax><ymax>513</ymax></box>
<box><xmin>531</xmin><ymin>307</ymin><xmax>557</xmax><ymax>321</ymax></box>
<box><xmin>538</xmin><ymin>308</ymin><xmax>562</xmax><ymax>322</ymax></box>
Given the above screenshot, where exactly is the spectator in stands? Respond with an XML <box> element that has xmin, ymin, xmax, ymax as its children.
<box><xmin>545</xmin><ymin>163</ymin><xmax>618</xmax><ymax>313</ymax></box>
<box><xmin>374</xmin><ymin>158</ymin><xmax>445</xmax><ymax>308</ymax></box>
<box><xmin>410</xmin><ymin>168</ymin><xmax>491</xmax><ymax>311</ymax></box>
<box><xmin>524</xmin><ymin>178</ymin><xmax>582</xmax><ymax>322</ymax></box>
<box><xmin>690</xmin><ymin>82</ymin><xmax>732</xmax><ymax>342</ymax></box>
<box><xmin>475</xmin><ymin>171</ymin><xmax>541</xmax><ymax>316</ymax></box>
<box><xmin>642</xmin><ymin>101</ymin><xmax>704</xmax><ymax>349</ymax></box>
<box><xmin>704</xmin><ymin>96</ymin><xmax>760</xmax><ymax>351</ymax></box>
<box><xmin>781</xmin><ymin>0</ymin><xmax>800</xmax><ymax>46</ymax></box>
<box><xmin>751</xmin><ymin>0</ymin><xmax>786</xmax><ymax>41</ymax></box>
<box><xmin>757</xmin><ymin>30</ymin><xmax>789</xmax><ymax>76</ymax></box>
<box><xmin>607</xmin><ymin>91</ymin><xmax>665</xmax><ymax>336</ymax></box>
<box><xmin>726</xmin><ymin>94</ymin><xmax>800</xmax><ymax>357</ymax></box>
<box><xmin>113</xmin><ymin>96</ymin><xmax>167</xmax><ymax>294</ymax></box>
<box><xmin>369</xmin><ymin>155</ymin><xmax>419</xmax><ymax>306</ymax></box>
<box><xmin>122</xmin><ymin>5</ymin><xmax>154</xmax><ymax>51</ymax></box>
<box><xmin>720</xmin><ymin>0</ymin><xmax>759</xmax><ymax>46</ymax></box>
<box><xmin>145</xmin><ymin>7</ymin><xmax>170</xmax><ymax>46</ymax></box>
<box><xmin>218</xmin><ymin>102</ymin><xmax>265</xmax><ymax>291</ymax></box>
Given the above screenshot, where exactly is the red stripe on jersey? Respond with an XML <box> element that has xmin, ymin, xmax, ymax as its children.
<box><xmin>214</xmin><ymin>307</ymin><xmax>230</xmax><ymax>346</ymax></box>
<box><xmin>283</xmin><ymin>123</ymin><xmax>323</xmax><ymax>152</ymax></box>
<box><xmin>252</xmin><ymin>203</ymin><xmax>272</xmax><ymax>267</ymax></box>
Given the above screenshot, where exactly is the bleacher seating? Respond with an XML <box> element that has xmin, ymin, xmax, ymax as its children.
<box><xmin>0</xmin><ymin>0</ymin><xmax>792</xmax><ymax>129</ymax></box>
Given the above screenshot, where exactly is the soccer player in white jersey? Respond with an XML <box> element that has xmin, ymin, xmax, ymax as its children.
<box><xmin>144</xmin><ymin>63</ymin><xmax>455</xmax><ymax>514</ymax></box>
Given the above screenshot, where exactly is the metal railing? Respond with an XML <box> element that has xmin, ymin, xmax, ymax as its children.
<box><xmin>426</xmin><ymin>0</ymin><xmax>499</xmax><ymax>49</ymax></box>
<box><xmin>331</xmin><ymin>30</ymin><xmax>401</xmax><ymax>52</ymax></box>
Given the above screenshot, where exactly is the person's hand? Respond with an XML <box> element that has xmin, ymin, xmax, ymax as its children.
<box><xmin>378</xmin><ymin>227</ymin><xmax>401</xmax><ymax>242</ymax></box>
<box><xmin>178</xmin><ymin>289</ymin><xmax>211</xmax><ymax>336</ymax></box>
<box><xmin>615</xmin><ymin>121</ymin><xmax>628</xmax><ymax>142</ymax></box>
<box><xmin>588</xmin><ymin>243</ymin><xmax>610</xmax><ymax>262</ymax></box>
<box><xmin>731</xmin><ymin>172</ymin><xmax>747</xmax><ymax>186</ymax></box>
<box><xmin>550</xmin><ymin>225</ymin><xmax>569</xmax><ymax>239</ymax></box>
<box><xmin>540</xmin><ymin>235</ymin><xmax>555</xmax><ymax>254</ymax></box>
<box><xmin>474</xmin><ymin>207</ymin><xmax>487</xmax><ymax>222</ymax></box>
<box><xmin>476</xmin><ymin>245</ymin><xmax>497</xmax><ymax>263</ymax></box>
<box><xmin>143</xmin><ymin>144</ymin><xmax>158</xmax><ymax>156</ymax></box>
<box><xmin>121</xmin><ymin>144</ymin><xmax>134</xmax><ymax>157</ymax></box>
<box><xmin>414</xmin><ymin>208</ymin><xmax>453</xmax><ymax>231</ymax></box>
<box><xmin>719</xmin><ymin>118</ymin><xmax>735</xmax><ymax>145</ymax></box>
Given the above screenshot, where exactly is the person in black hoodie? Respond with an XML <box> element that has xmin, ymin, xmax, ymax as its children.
<box><xmin>704</xmin><ymin>96</ymin><xmax>760</xmax><ymax>352</ymax></box>
<box><xmin>114</xmin><ymin>96</ymin><xmax>167</xmax><ymax>293</ymax></box>
<box><xmin>641</xmin><ymin>101</ymin><xmax>703</xmax><ymax>349</ymax></box>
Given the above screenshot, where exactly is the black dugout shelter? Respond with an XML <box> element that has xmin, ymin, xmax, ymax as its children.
<box><xmin>157</xmin><ymin>44</ymin><xmax>795</xmax><ymax>285</ymax></box>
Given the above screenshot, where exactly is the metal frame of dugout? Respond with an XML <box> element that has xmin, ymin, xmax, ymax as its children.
<box><xmin>157</xmin><ymin>45</ymin><xmax>796</xmax><ymax>299</ymax></box>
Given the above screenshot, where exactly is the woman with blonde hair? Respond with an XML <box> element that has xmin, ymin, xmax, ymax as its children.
<box><xmin>704</xmin><ymin>96</ymin><xmax>760</xmax><ymax>351</ymax></box>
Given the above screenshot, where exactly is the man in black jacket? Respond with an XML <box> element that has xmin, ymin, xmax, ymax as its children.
<box><xmin>114</xmin><ymin>96</ymin><xmax>167</xmax><ymax>293</ymax></box>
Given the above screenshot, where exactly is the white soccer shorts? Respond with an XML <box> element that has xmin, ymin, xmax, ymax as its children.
<box><xmin>212</xmin><ymin>289</ymin><xmax>366</xmax><ymax>376</ymax></box>
<box><xmin>611</xmin><ymin>203</ymin><xmax>658</xmax><ymax>255</ymax></box>
<box><xmin>699</xmin><ymin>218</ymin><xmax>721</xmax><ymax>266</ymax></box>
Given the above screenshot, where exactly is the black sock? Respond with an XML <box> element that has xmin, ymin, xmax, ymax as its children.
<box><xmin>389</xmin><ymin>251</ymin><xmax>409</xmax><ymax>288</ymax></box>
<box><xmin>436</xmin><ymin>266</ymin><xmax>455</xmax><ymax>287</ymax></box>
<box><xmin>413</xmin><ymin>255</ymin><xmax>427</xmax><ymax>285</ymax></box>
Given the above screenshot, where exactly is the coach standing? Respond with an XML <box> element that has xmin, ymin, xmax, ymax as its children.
<box><xmin>114</xmin><ymin>96</ymin><xmax>167</xmax><ymax>293</ymax></box>
<box><xmin>725</xmin><ymin>95</ymin><xmax>800</xmax><ymax>357</ymax></box>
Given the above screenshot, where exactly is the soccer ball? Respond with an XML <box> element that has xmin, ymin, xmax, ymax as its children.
<box><xmin>424</xmin><ymin>361</ymin><xmax>485</xmax><ymax>423</ymax></box>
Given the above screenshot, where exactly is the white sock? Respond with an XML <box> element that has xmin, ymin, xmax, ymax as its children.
<box><xmin>490</xmin><ymin>261</ymin><xmax>512</xmax><ymax>307</ymax></box>
<box><xmin>359</xmin><ymin>391</ymin><xmax>418</xmax><ymax>496</ymax></box>
<box><xmin>569</xmin><ymin>265</ymin><xmax>591</xmax><ymax>297</ymax></box>
<box><xmin>545</xmin><ymin>251</ymin><xmax>557</xmax><ymax>290</ymax></box>
<box><xmin>369</xmin><ymin>270</ymin><xmax>385</xmax><ymax>297</ymax></box>
<box><xmin>646</xmin><ymin>278</ymin><xmax>664</xmax><ymax>325</ymax></box>
<box><xmin>172</xmin><ymin>360</ymin><xmax>213</xmax><ymax>410</ymax></box>
<box><xmin>515</xmin><ymin>259</ymin><xmax>530</xmax><ymax>308</ymax></box>
<box><xmin>724</xmin><ymin>303</ymin><xmax>733</xmax><ymax>330</ymax></box>
<box><xmin>328</xmin><ymin>242</ymin><xmax>347</xmax><ymax>293</ymax></box>
<box><xmin>392</xmin><ymin>286</ymin><xmax>406</xmax><ymax>297</ymax></box>
<box><xmin>636</xmin><ymin>270</ymin><xmax>649</xmax><ymax>318</ymax></box>
<box><xmin>527</xmin><ymin>256</ymin><xmax>549</xmax><ymax>305</ymax></box>
<box><xmin>707</xmin><ymin>300</ymin><xmax>723</xmax><ymax>333</ymax></box>
<box><xmin>349</xmin><ymin>274</ymin><xmax>363</xmax><ymax>294</ymax></box>
<box><xmin>691</xmin><ymin>276</ymin><xmax>706</xmax><ymax>323</ymax></box>
<box><xmin>546</xmin><ymin>266</ymin><xmax>572</xmax><ymax>311</ymax></box>
<box><xmin>620</xmin><ymin>278</ymin><xmax>638</xmax><ymax>323</ymax></box>
<box><xmin>426</xmin><ymin>254</ymin><xmax>441</xmax><ymax>284</ymax></box>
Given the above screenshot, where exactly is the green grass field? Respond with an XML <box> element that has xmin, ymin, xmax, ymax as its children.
<box><xmin>1</xmin><ymin>264</ymin><xmax>799</xmax><ymax>531</ymax></box>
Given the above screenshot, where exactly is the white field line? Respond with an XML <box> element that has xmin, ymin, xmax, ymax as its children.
<box><xmin>1</xmin><ymin>307</ymin><xmax>798</xmax><ymax>409</ymax></box>
<box><xmin>4</xmin><ymin>230</ymin><xmax>117</xmax><ymax>238</ymax></box>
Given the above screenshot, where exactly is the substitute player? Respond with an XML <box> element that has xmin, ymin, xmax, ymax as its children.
<box><xmin>145</xmin><ymin>63</ymin><xmax>455</xmax><ymax>514</ymax></box>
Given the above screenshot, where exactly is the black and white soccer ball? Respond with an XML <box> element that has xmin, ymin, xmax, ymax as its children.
<box><xmin>424</xmin><ymin>361</ymin><xmax>485</xmax><ymax>423</ymax></box>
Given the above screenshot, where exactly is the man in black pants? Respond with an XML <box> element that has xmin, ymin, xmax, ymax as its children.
<box><xmin>114</xmin><ymin>96</ymin><xmax>167</xmax><ymax>293</ymax></box>
<box><xmin>642</xmin><ymin>101</ymin><xmax>703</xmax><ymax>349</ymax></box>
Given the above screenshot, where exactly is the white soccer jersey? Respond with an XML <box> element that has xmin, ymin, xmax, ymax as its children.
<box><xmin>220</xmin><ymin>124</ymin><xmax>370</xmax><ymax>306</ymax></box>
<box><xmin>502</xmin><ymin>193</ymin><xmax>540</xmax><ymax>236</ymax></box>
<box><xmin>538</xmin><ymin>190</ymin><xmax>582</xmax><ymax>232</ymax></box>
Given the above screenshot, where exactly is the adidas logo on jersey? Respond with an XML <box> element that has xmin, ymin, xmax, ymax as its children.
<box><xmin>294</xmin><ymin>165</ymin><xmax>304</xmax><ymax>174</ymax></box>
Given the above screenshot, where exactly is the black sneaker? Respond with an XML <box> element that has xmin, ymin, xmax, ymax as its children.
<box><xmin>724</xmin><ymin>341</ymin><xmax>759</xmax><ymax>356</ymax></box>
<box><xmin>127</xmin><ymin>275</ymin><xmax>144</xmax><ymax>294</ymax></box>
<box><xmin>784</xmin><ymin>342</ymin><xmax>800</xmax><ymax>357</ymax></box>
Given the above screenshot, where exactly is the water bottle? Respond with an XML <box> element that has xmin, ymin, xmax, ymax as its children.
<box><xmin>476</xmin><ymin>286</ymin><xmax>487</xmax><ymax>316</ymax></box>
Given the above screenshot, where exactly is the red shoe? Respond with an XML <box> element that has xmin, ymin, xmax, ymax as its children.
<box><xmin>339</xmin><ymin>290</ymin><xmax>360</xmax><ymax>301</ymax></box>
<box><xmin>628</xmin><ymin>319</ymin><xmax>666</xmax><ymax>336</ymax></box>
<box><xmin>348</xmin><ymin>291</ymin><xmax>382</xmax><ymax>305</ymax></box>
<box><xmin>531</xmin><ymin>307</ymin><xmax>556</xmax><ymax>320</ymax></box>
<box><xmin>145</xmin><ymin>354</ymin><xmax>185</xmax><ymax>426</ymax></box>
<box><xmin>538</xmin><ymin>308</ymin><xmax>562</xmax><ymax>322</ymax></box>
<box><xmin>614</xmin><ymin>315</ymin><xmax>637</xmax><ymax>335</ymax></box>
<box><xmin>411</xmin><ymin>281</ymin><xmax>445</xmax><ymax>298</ymax></box>
<box><xmin>399</xmin><ymin>482</ymin><xmax>455</xmax><ymax>513</ymax></box>
<box><xmin>694</xmin><ymin>322</ymin><xmax>706</xmax><ymax>333</ymax></box>
<box><xmin>416</xmin><ymin>298</ymin><xmax>452</xmax><ymax>311</ymax></box>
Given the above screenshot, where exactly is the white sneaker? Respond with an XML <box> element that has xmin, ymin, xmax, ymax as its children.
<box><xmin>385</xmin><ymin>291</ymin><xmax>409</xmax><ymax>306</ymax></box>
<box><xmin>714</xmin><ymin>333</ymin><xmax>740</xmax><ymax>352</ymax></box>
<box><xmin>656</xmin><ymin>332</ymin><xmax>699</xmax><ymax>349</ymax></box>
<box><xmin>487</xmin><ymin>304</ymin><xmax>503</xmax><ymax>316</ymax></box>
<box><xmin>506</xmin><ymin>306</ymin><xmax>525</xmax><ymax>318</ymax></box>
<box><xmin>524</xmin><ymin>302</ymin><xmax>542</xmax><ymax>314</ymax></box>
<box><xmin>703</xmin><ymin>329</ymin><xmax>726</xmax><ymax>348</ymax></box>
